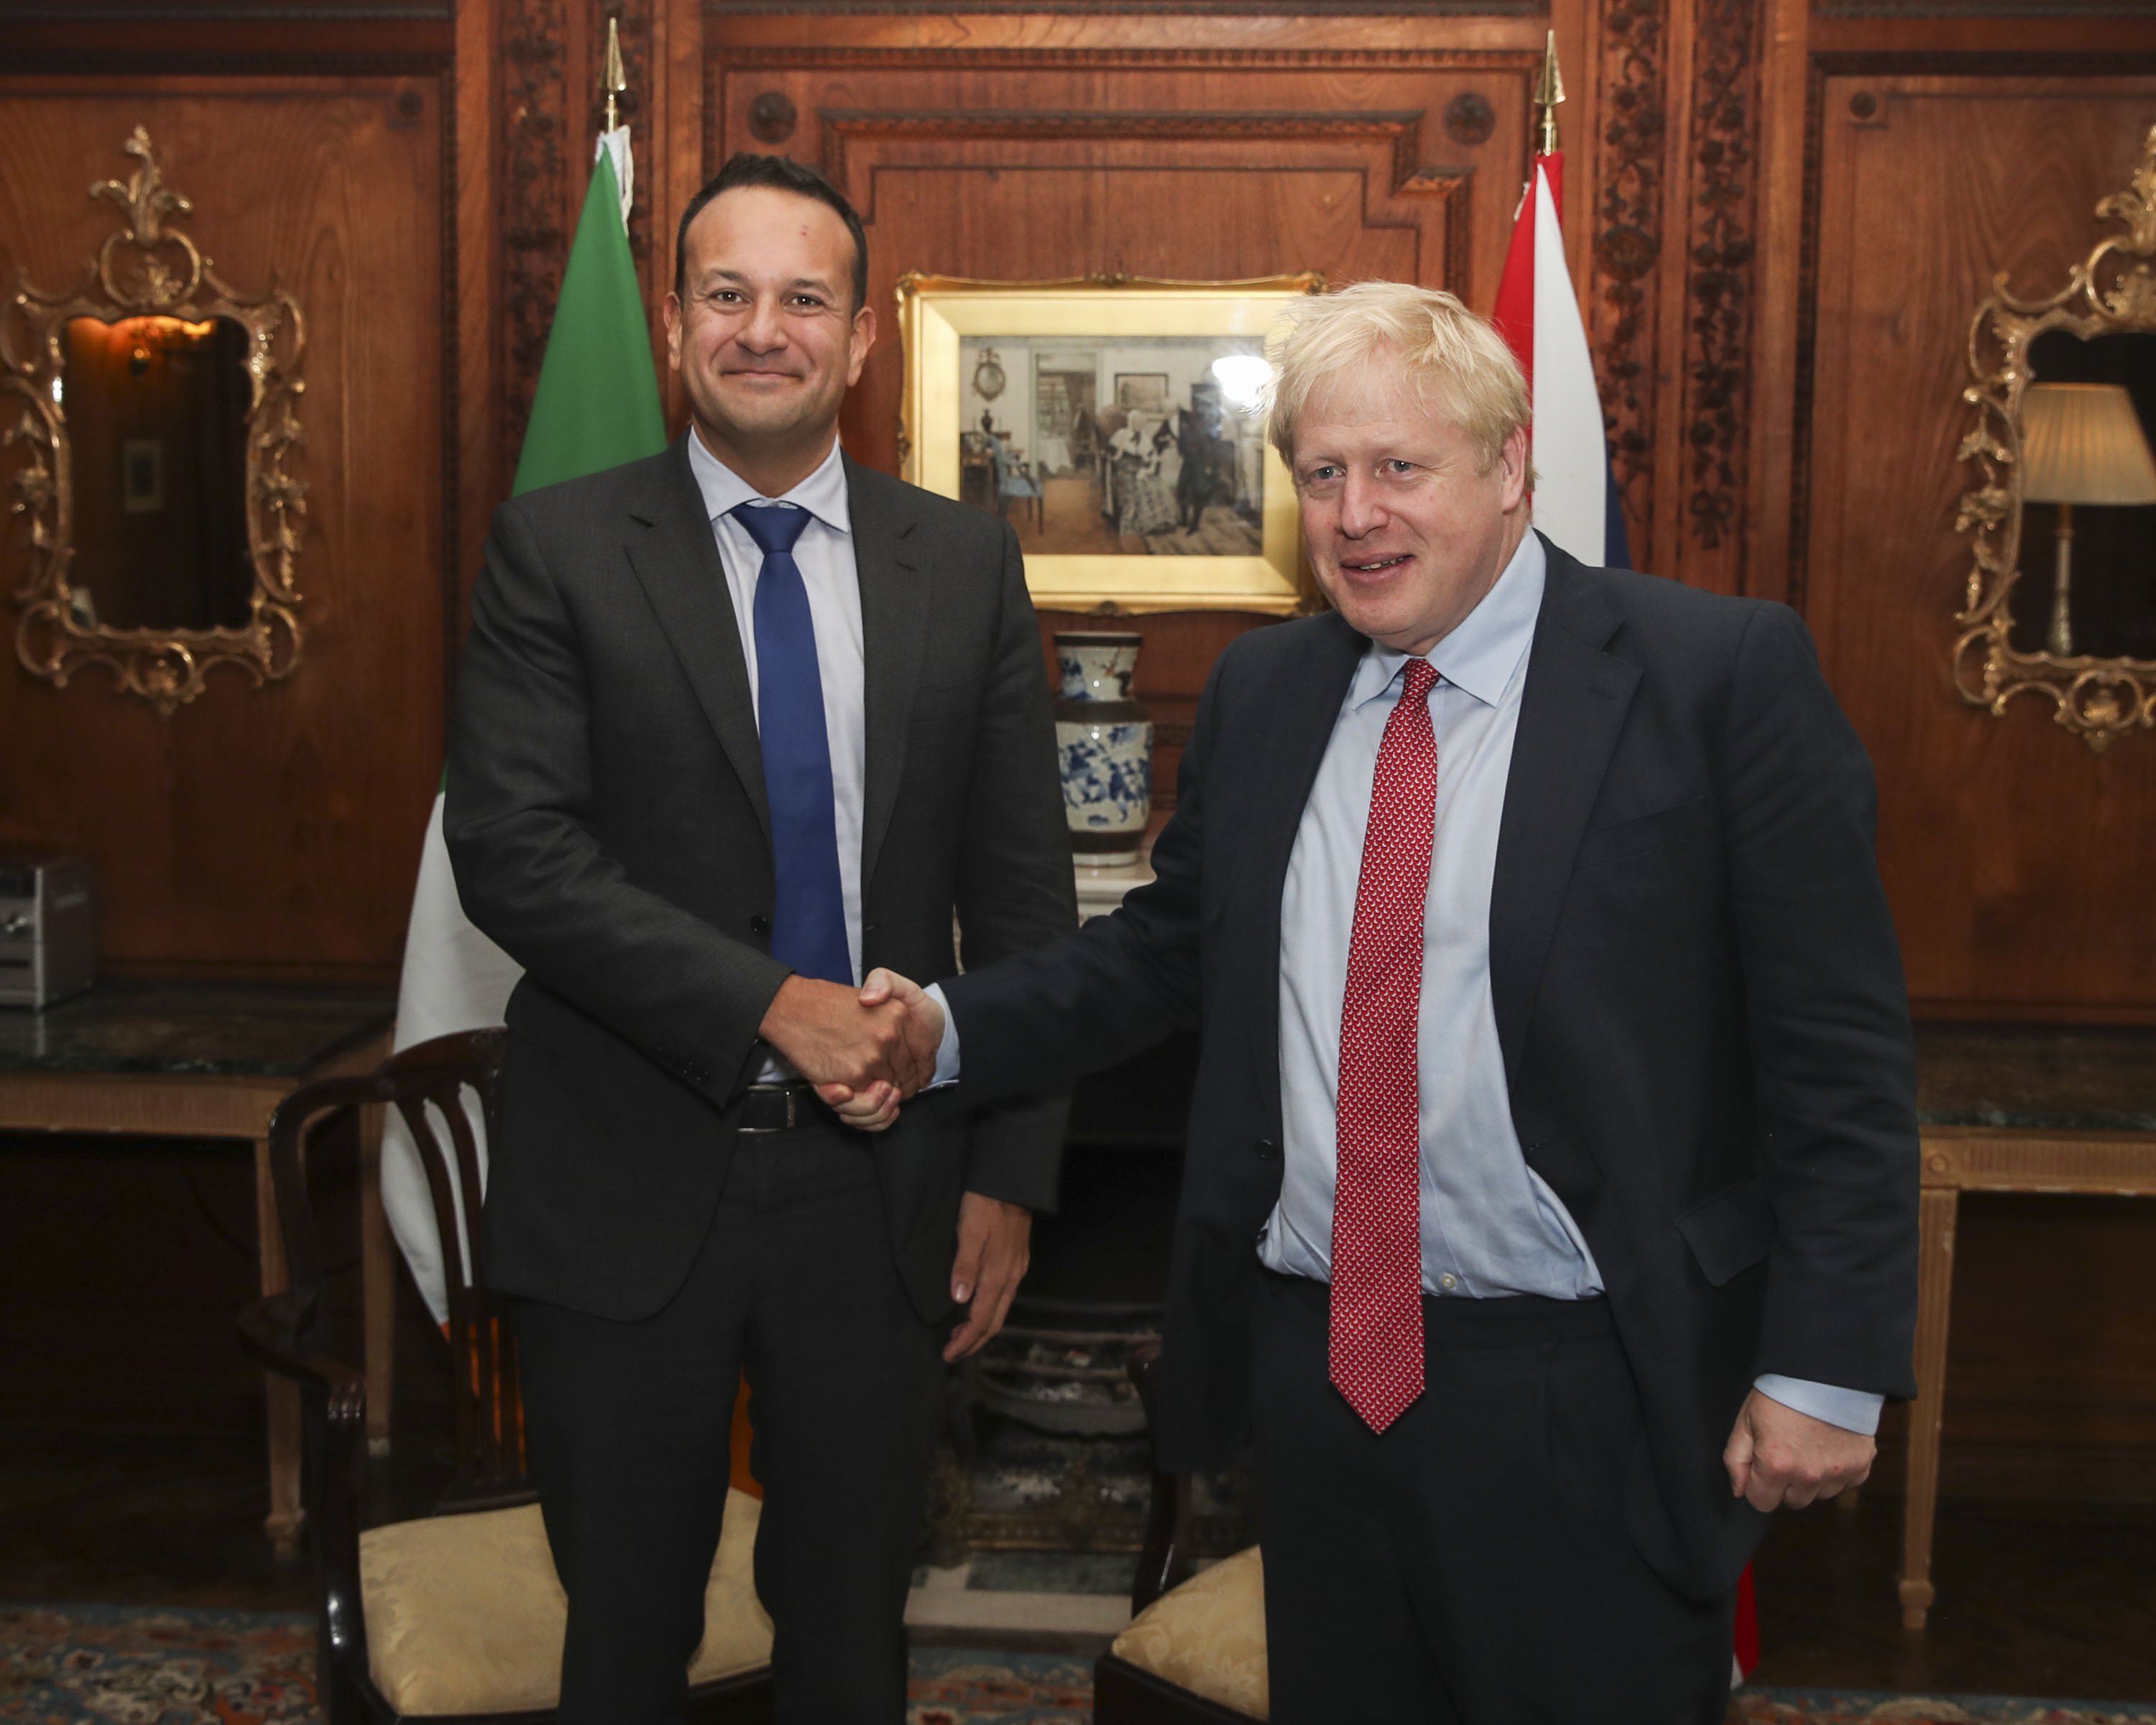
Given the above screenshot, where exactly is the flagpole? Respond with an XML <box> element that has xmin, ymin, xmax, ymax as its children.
<box><xmin>1534</xmin><ymin>28</ymin><xmax>1564</xmax><ymax>157</ymax></box>
<box><xmin>602</xmin><ymin>15</ymin><xmax>626</xmax><ymax>135</ymax></box>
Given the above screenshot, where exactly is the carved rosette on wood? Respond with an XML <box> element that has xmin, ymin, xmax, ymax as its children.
<box><xmin>1954</xmin><ymin>125</ymin><xmax>2156</xmax><ymax>752</ymax></box>
<box><xmin>1590</xmin><ymin>0</ymin><xmax>1669</xmax><ymax>566</ymax></box>
<box><xmin>1680</xmin><ymin>0</ymin><xmax>1760</xmax><ymax>555</ymax></box>
<box><xmin>1</xmin><ymin>129</ymin><xmax>307</xmax><ymax>717</ymax></box>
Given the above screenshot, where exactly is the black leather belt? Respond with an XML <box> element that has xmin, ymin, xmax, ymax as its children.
<box><xmin>737</xmin><ymin>1081</ymin><xmax>819</xmax><ymax>1134</ymax></box>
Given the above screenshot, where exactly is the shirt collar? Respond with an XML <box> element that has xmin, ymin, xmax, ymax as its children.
<box><xmin>1347</xmin><ymin>529</ymin><xmax>1546</xmax><ymax>712</ymax></box>
<box><xmin>686</xmin><ymin>425</ymin><xmax>852</xmax><ymax>538</ymax></box>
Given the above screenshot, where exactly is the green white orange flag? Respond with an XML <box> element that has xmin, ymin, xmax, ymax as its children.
<box><xmin>383</xmin><ymin>133</ymin><xmax>666</xmax><ymax>1320</ymax></box>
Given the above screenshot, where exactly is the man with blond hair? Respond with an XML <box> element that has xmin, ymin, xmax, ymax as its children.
<box><xmin>834</xmin><ymin>280</ymin><xmax>1919</xmax><ymax>1720</ymax></box>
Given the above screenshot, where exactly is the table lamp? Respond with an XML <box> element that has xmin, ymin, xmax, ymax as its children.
<box><xmin>2020</xmin><ymin>380</ymin><xmax>2156</xmax><ymax>658</ymax></box>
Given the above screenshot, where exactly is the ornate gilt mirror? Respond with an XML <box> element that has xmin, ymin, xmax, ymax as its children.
<box><xmin>1</xmin><ymin>128</ymin><xmax>306</xmax><ymax>716</ymax></box>
<box><xmin>1955</xmin><ymin>125</ymin><xmax>2156</xmax><ymax>751</ymax></box>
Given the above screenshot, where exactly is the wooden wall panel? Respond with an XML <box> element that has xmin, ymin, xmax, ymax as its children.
<box><xmin>702</xmin><ymin>39</ymin><xmax>1540</xmax><ymax>791</ymax></box>
<box><xmin>703</xmin><ymin>51</ymin><xmax>1540</xmax><ymax>477</ymax></box>
<box><xmin>1802</xmin><ymin>78</ymin><xmax>2156</xmax><ymax>1016</ymax></box>
<box><xmin>0</xmin><ymin>79</ymin><xmax>449</xmax><ymax>978</ymax></box>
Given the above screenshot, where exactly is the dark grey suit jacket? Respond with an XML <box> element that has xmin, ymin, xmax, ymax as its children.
<box><xmin>446</xmin><ymin>436</ymin><xmax>1076</xmax><ymax>1325</ymax></box>
<box><xmin>943</xmin><ymin>538</ymin><xmax>1920</xmax><ymax>1598</ymax></box>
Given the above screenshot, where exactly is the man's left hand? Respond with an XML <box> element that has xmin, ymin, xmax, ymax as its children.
<box><xmin>944</xmin><ymin>1192</ymin><xmax>1031</xmax><ymax>1363</ymax></box>
<box><xmin>1723</xmin><ymin>1387</ymin><xmax>1875</xmax><ymax>1512</ymax></box>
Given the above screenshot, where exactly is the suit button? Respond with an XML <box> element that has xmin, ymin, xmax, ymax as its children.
<box><xmin>750</xmin><ymin>914</ymin><xmax>771</xmax><ymax>936</ymax></box>
<box><xmin>1254</xmin><ymin>1138</ymin><xmax>1280</xmax><ymax>1162</ymax></box>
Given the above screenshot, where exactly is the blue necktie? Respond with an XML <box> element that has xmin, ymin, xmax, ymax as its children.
<box><xmin>733</xmin><ymin>502</ymin><xmax>851</xmax><ymax>986</ymax></box>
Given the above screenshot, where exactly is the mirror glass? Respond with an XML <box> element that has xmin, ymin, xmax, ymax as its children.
<box><xmin>59</xmin><ymin>313</ymin><xmax>253</xmax><ymax>632</ymax></box>
<box><xmin>2007</xmin><ymin>328</ymin><xmax>2156</xmax><ymax>662</ymax></box>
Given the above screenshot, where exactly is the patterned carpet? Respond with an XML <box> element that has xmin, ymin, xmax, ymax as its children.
<box><xmin>1731</xmin><ymin>1694</ymin><xmax>2156</xmax><ymax>1724</ymax></box>
<box><xmin>3</xmin><ymin>1601</ymin><xmax>2150</xmax><ymax>1725</ymax></box>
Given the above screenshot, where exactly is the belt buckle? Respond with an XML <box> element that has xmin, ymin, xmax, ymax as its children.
<box><xmin>741</xmin><ymin>1083</ymin><xmax>798</xmax><ymax>1135</ymax></box>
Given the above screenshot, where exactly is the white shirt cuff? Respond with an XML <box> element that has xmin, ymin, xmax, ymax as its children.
<box><xmin>1753</xmin><ymin>1374</ymin><xmax>1883</xmax><ymax>1436</ymax></box>
<box><xmin>923</xmin><ymin>983</ymin><xmax>962</xmax><ymax>1087</ymax></box>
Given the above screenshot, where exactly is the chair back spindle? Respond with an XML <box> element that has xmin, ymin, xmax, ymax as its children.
<box><xmin>372</xmin><ymin>1031</ymin><xmax>524</xmax><ymax>1504</ymax></box>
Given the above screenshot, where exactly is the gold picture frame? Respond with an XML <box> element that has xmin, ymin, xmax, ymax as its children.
<box><xmin>1953</xmin><ymin>124</ymin><xmax>2156</xmax><ymax>751</ymax></box>
<box><xmin>896</xmin><ymin>273</ymin><xmax>1322</xmax><ymax>614</ymax></box>
<box><xmin>1</xmin><ymin>127</ymin><xmax>307</xmax><ymax>717</ymax></box>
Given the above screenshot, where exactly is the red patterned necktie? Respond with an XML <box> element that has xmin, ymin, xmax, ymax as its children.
<box><xmin>1330</xmin><ymin>656</ymin><xmax>1439</xmax><ymax>1435</ymax></box>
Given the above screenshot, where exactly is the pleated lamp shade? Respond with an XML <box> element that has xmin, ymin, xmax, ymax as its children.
<box><xmin>2021</xmin><ymin>382</ymin><xmax>2156</xmax><ymax>506</ymax></box>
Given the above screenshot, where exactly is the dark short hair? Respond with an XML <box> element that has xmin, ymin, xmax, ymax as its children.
<box><xmin>672</xmin><ymin>152</ymin><xmax>869</xmax><ymax>313</ymax></box>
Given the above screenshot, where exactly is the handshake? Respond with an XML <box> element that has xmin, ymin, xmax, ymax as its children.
<box><xmin>756</xmin><ymin>969</ymin><xmax>947</xmax><ymax>1132</ymax></box>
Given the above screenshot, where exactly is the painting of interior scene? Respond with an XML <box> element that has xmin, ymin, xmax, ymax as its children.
<box><xmin>958</xmin><ymin>335</ymin><xmax>1272</xmax><ymax>555</ymax></box>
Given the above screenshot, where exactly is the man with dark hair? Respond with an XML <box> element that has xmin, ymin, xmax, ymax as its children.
<box><xmin>446</xmin><ymin>154</ymin><xmax>1074</xmax><ymax>1724</ymax></box>
<box><xmin>674</xmin><ymin>150</ymin><xmax>870</xmax><ymax>311</ymax></box>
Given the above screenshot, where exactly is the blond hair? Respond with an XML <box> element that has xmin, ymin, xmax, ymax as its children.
<box><xmin>1267</xmin><ymin>281</ymin><xmax>1531</xmax><ymax>477</ymax></box>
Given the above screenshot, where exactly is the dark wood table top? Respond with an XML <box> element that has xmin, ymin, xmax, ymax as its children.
<box><xmin>1915</xmin><ymin>1022</ymin><xmax>2156</xmax><ymax>1134</ymax></box>
<box><xmin>0</xmin><ymin>980</ymin><xmax>394</xmax><ymax>1079</ymax></box>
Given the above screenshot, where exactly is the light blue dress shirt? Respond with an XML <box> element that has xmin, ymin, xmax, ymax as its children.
<box><xmin>930</xmin><ymin>530</ymin><xmax>1877</xmax><ymax>1435</ymax></box>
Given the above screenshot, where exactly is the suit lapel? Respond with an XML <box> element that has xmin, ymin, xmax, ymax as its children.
<box><xmin>1488</xmin><ymin>538</ymin><xmax>1639</xmax><ymax>1085</ymax></box>
<box><xmin>1248</xmin><ymin>609</ymin><xmax>1366</xmax><ymax>1137</ymax></box>
<box><xmin>849</xmin><ymin>458</ymin><xmax>926</xmax><ymax>896</ymax></box>
<box><xmin>623</xmin><ymin>438</ymin><xmax>771</xmax><ymax>843</ymax></box>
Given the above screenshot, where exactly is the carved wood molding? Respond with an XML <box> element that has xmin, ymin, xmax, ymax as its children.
<box><xmin>815</xmin><ymin>107</ymin><xmax>1475</xmax><ymax>289</ymax></box>
<box><xmin>709</xmin><ymin>44</ymin><xmax>1540</xmax><ymax>183</ymax></box>
<box><xmin>501</xmin><ymin>0</ymin><xmax>570</xmax><ymax>482</ymax></box>
<box><xmin>1813</xmin><ymin>0</ymin><xmax>2148</xmax><ymax>14</ymax></box>
<box><xmin>1680</xmin><ymin>0</ymin><xmax>1763</xmax><ymax>553</ymax></box>
<box><xmin>1591</xmin><ymin>0</ymin><xmax>1669</xmax><ymax>566</ymax></box>
<box><xmin>499</xmin><ymin>0</ymin><xmax>658</xmax><ymax>486</ymax></box>
<box><xmin>712</xmin><ymin>45</ymin><xmax>1541</xmax><ymax>73</ymax></box>
<box><xmin>820</xmin><ymin>107</ymin><xmax>1455</xmax><ymax>200</ymax></box>
<box><xmin>712</xmin><ymin>0</ymin><xmax>1539</xmax><ymax>12</ymax></box>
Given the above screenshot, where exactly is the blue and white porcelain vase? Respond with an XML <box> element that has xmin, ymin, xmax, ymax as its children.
<box><xmin>1052</xmin><ymin>630</ymin><xmax>1153</xmax><ymax>866</ymax></box>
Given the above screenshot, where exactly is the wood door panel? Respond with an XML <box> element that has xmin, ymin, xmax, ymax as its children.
<box><xmin>0</xmin><ymin>80</ymin><xmax>446</xmax><ymax>978</ymax></box>
<box><xmin>1804</xmin><ymin>78</ymin><xmax>2156</xmax><ymax>1014</ymax></box>
<box><xmin>709</xmin><ymin>52</ymin><xmax>1537</xmax><ymax>477</ymax></box>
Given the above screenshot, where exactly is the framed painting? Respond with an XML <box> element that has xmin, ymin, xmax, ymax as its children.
<box><xmin>896</xmin><ymin>273</ymin><xmax>1324</xmax><ymax>614</ymax></box>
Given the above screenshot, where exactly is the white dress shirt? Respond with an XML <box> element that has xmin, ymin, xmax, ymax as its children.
<box><xmin>688</xmin><ymin>430</ymin><xmax>866</xmax><ymax>1082</ymax></box>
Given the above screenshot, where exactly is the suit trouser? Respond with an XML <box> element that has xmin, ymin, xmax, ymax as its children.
<box><xmin>510</xmin><ymin>1118</ymin><xmax>946</xmax><ymax>1725</ymax></box>
<box><xmin>1250</xmin><ymin>1271</ymin><xmax>1735</xmax><ymax>1725</ymax></box>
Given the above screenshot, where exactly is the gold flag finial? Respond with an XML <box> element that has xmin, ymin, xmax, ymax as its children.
<box><xmin>1534</xmin><ymin>29</ymin><xmax>1565</xmax><ymax>157</ymax></box>
<box><xmin>602</xmin><ymin>15</ymin><xmax>627</xmax><ymax>134</ymax></box>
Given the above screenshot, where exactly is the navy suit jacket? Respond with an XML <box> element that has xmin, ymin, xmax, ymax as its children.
<box><xmin>943</xmin><ymin>536</ymin><xmax>1920</xmax><ymax>1597</ymax></box>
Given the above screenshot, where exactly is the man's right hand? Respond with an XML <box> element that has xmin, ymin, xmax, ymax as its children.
<box><xmin>816</xmin><ymin>969</ymin><xmax>946</xmax><ymax>1131</ymax></box>
<box><xmin>758</xmin><ymin>975</ymin><xmax>931</xmax><ymax>1095</ymax></box>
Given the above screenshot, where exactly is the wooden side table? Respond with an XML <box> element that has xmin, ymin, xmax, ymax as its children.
<box><xmin>1900</xmin><ymin>1025</ymin><xmax>2156</xmax><ymax>1629</ymax></box>
<box><xmin>0</xmin><ymin>982</ymin><xmax>394</xmax><ymax>1559</ymax></box>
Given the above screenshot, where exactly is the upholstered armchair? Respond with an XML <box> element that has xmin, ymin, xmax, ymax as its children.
<box><xmin>1092</xmin><ymin>1346</ymin><xmax>1268</xmax><ymax>1723</ymax></box>
<box><xmin>238</xmin><ymin>1030</ymin><xmax>775</xmax><ymax>1724</ymax></box>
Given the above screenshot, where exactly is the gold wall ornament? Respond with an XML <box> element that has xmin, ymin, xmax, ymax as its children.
<box><xmin>1</xmin><ymin>127</ymin><xmax>308</xmax><ymax>717</ymax></box>
<box><xmin>1953</xmin><ymin>124</ymin><xmax>2156</xmax><ymax>752</ymax></box>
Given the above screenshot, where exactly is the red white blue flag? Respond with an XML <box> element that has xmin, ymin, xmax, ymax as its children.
<box><xmin>1489</xmin><ymin>151</ymin><xmax>1631</xmax><ymax>571</ymax></box>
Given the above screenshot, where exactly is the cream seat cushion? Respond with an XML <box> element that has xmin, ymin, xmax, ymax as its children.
<box><xmin>1108</xmin><ymin>1545</ymin><xmax>1268</xmax><ymax>1720</ymax></box>
<box><xmin>359</xmin><ymin>1489</ymin><xmax>772</xmax><ymax>1715</ymax></box>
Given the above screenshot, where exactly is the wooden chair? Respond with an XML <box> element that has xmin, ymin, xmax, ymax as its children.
<box><xmin>239</xmin><ymin>1029</ymin><xmax>774</xmax><ymax>1724</ymax></box>
<box><xmin>1092</xmin><ymin>1345</ymin><xmax>1268</xmax><ymax>1723</ymax></box>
